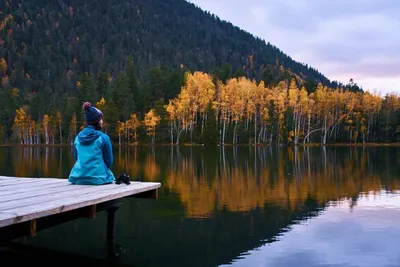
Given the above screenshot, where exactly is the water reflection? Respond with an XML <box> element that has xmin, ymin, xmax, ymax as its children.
<box><xmin>121</xmin><ymin>145</ymin><xmax>399</xmax><ymax>218</ymax></box>
<box><xmin>1</xmin><ymin>145</ymin><xmax>400</xmax><ymax>267</ymax></box>
<box><xmin>0</xmin><ymin>146</ymin><xmax>69</xmax><ymax>178</ymax></box>
<box><xmin>226</xmin><ymin>192</ymin><xmax>400</xmax><ymax>267</ymax></box>
<box><xmin>1</xmin><ymin>146</ymin><xmax>400</xmax><ymax>217</ymax></box>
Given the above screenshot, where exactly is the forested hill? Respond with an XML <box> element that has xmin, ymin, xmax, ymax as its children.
<box><xmin>0</xmin><ymin>0</ymin><xmax>337</xmax><ymax>95</ymax></box>
<box><xmin>1</xmin><ymin>0</ymin><xmax>376</xmax><ymax>146</ymax></box>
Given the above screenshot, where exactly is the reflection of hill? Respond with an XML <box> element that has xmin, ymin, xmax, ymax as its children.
<box><xmin>14</xmin><ymin>197</ymin><xmax>325</xmax><ymax>267</ymax></box>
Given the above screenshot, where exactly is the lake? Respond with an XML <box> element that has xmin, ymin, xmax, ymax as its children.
<box><xmin>1</xmin><ymin>145</ymin><xmax>400</xmax><ymax>267</ymax></box>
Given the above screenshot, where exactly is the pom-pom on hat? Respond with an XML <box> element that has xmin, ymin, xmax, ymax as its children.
<box><xmin>82</xmin><ymin>102</ymin><xmax>103</xmax><ymax>125</ymax></box>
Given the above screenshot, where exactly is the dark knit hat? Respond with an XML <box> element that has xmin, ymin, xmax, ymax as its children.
<box><xmin>82</xmin><ymin>102</ymin><xmax>103</xmax><ymax>125</ymax></box>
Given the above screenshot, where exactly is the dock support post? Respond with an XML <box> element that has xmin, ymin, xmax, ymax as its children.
<box><xmin>104</xmin><ymin>199</ymin><xmax>122</xmax><ymax>257</ymax></box>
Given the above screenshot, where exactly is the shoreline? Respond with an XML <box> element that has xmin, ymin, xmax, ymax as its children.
<box><xmin>1</xmin><ymin>142</ymin><xmax>400</xmax><ymax>147</ymax></box>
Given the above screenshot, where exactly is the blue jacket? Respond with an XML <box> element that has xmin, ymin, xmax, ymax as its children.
<box><xmin>68</xmin><ymin>125</ymin><xmax>115</xmax><ymax>185</ymax></box>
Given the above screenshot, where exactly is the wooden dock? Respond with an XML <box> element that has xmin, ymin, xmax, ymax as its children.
<box><xmin>0</xmin><ymin>176</ymin><xmax>161</xmax><ymax>254</ymax></box>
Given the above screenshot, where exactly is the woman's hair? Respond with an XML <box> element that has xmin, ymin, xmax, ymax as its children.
<box><xmin>82</xmin><ymin>120</ymin><xmax>102</xmax><ymax>130</ymax></box>
<box><xmin>91</xmin><ymin>121</ymin><xmax>102</xmax><ymax>131</ymax></box>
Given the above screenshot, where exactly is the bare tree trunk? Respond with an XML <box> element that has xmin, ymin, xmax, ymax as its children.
<box><xmin>254</xmin><ymin>113</ymin><xmax>257</xmax><ymax>144</ymax></box>
<box><xmin>233</xmin><ymin>121</ymin><xmax>237</xmax><ymax>144</ymax></box>
<box><xmin>59</xmin><ymin>123</ymin><xmax>62</xmax><ymax>144</ymax></box>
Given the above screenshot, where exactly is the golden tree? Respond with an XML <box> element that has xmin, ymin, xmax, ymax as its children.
<box><xmin>271</xmin><ymin>81</ymin><xmax>287</xmax><ymax>144</ymax></box>
<box><xmin>247</xmin><ymin>78</ymin><xmax>265</xmax><ymax>144</ymax></box>
<box><xmin>174</xmin><ymin>86</ymin><xmax>193</xmax><ymax>144</ymax></box>
<box><xmin>42</xmin><ymin>114</ymin><xmax>50</xmax><ymax>145</ymax></box>
<box><xmin>116</xmin><ymin>121</ymin><xmax>125</xmax><ymax>146</ymax></box>
<box><xmin>192</xmin><ymin>71</ymin><xmax>215</xmax><ymax>132</ymax></box>
<box><xmin>362</xmin><ymin>91</ymin><xmax>382</xmax><ymax>142</ymax></box>
<box><xmin>126</xmin><ymin>113</ymin><xmax>141</xmax><ymax>143</ymax></box>
<box><xmin>298</xmin><ymin>86</ymin><xmax>309</xmax><ymax>142</ymax></box>
<box><xmin>164</xmin><ymin>99</ymin><xmax>177</xmax><ymax>144</ymax></box>
<box><xmin>12</xmin><ymin>108</ymin><xmax>27</xmax><ymax>144</ymax></box>
<box><xmin>29</xmin><ymin>120</ymin><xmax>36</xmax><ymax>144</ymax></box>
<box><xmin>288</xmin><ymin>78</ymin><xmax>300</xmax><ymax>144</ymax></box>
<box><xmin>144</xmin><ymin>109</ymin><xmax>161</xmax><ymax>144</ymax></box>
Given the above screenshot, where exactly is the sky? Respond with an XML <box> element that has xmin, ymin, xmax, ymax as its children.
<box><xmin>187</xmin><ymin>0</ymin><xmax>400</xmax><ymax>96</ymax></box>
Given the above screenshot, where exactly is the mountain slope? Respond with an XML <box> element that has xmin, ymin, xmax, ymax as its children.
<box><xmin>0</xmin><ymin>0</ymin><xmax>332</xmax><ymax>97</ymax></box>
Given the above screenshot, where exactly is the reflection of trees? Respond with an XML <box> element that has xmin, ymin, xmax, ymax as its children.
<box><xmin>116</xmin><ymin>146</ymin><xmax>140</xmax><ymax>178</ymax></box>
<box><xmin>167</xmin><ymin>146</ymin><xmax>400</xmax><ymax>218</ymax></box>
<box><xmin>0</xmin><ymin>146</ymin><xmax>74</xmax><ymax>178</ymax></box>
<box><xmin>1</xmin><ymin>146</ymin><xmax>400</xmax><ymax>219</ymax></box>
<box><xmin>143</xmin><ymin>153</ymin><xmax>159</xmax><ymax>181</ymax></box>
<box><xmin>167</xmin><ymin>157</ymin><xmax>215</xmax><ymax>218</ymax></box>
<box><xmin>115</xmin><ymin>146</ymin><xmax>160</xmax><ymax>181</ymax></box>
<box><xmin>18</xmin><ymin>147</ymin><xmax>63</xmax><ymax>177</ymax></box>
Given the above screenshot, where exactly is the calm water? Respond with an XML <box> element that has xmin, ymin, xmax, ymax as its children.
<box><xmin>2</xmin><ymin>145</ymin><xmax>400</xmax><ymax>267</ymax></box>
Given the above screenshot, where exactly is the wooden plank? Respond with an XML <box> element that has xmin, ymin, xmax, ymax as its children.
<box><xmin>0</xmin><ymin>175</ymin><xmax>17</xmax><ymax>181</ymax></box>
<box><xmin>0</xmin><ymin>182</ymin><xmax>160</xmax><ymax>227</ymax></box>
<box><xmin>0</xmin><ymin>212</ymin><xmax>14</xmax><ymax>222</ymax></box>
<box><xmin>0</xmin><ymin>178</ymin><xmax>47</xmax><ymax>185</ymax></box>
<box><xmin>0</xmin><ymin>179</ymin><xmax>67</xmax><ymax>192</ymax></box>
<box><xmin>0</xmin><ymin>176</ymin><xmax>33</xmax><ymax>182</ymax></box>
<box><xmin>0</xmin><ymin>176</ymin><xmax>52</xmax><ymax>179</ymax></box>
<box><xmin>0</xmin><ymin>183</ymin><xmax>93</xmax><ymax>202</ymax></box>
<box><xmin>0</xmin><ymin>177</ymin><xmax>65</xmax><ymax>183</ymax></box>
<box><xmin>0</xmin><ymin>183</ymin><xmax>160</xmax><ymax>227</ymax></box>
<box><xmin>1</xmin><ymin>182</ymin><xmax>156</xmax><ymax>213</ymax></box>
<box><xmin>0</xmin><ymin>181</ymin><xmax>73</xmax><ymax>196</ymax></box>
<box><xmin>0</xmin><ymin>178</ymin><xmax>60</xmax><ymax>187</ymax></box>
<box><xmin>0</xmin><ymin>176</ymin><xmax>55</xmax><ymax>181</ymax></box>
<box><xmin>0</xmin><ymin>182</ymin><xmax>141</xmax><ymax>211</ymax></box>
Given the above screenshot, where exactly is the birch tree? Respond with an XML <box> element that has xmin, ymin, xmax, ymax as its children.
<box><xmin>144</xmin><ymin>109</ymin><xmax>161</xmax><ymax>144</ymax></box>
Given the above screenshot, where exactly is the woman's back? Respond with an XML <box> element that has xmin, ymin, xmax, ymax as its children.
<box><xmin>68</xmin><ymin>102</ymin><xmax>115</xmax><ymax>185</ymax></box>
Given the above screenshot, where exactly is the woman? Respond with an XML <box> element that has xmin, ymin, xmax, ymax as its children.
<box><xmin>68</xmin><ymin>101</ymin><xmax>115</xmax><ymax>185</ymax></box>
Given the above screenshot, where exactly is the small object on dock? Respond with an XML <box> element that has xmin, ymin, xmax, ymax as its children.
<box><xmin>115</xmin><ymin>172</ymin><xmax>131</xmax><ymax>185</ymax></box>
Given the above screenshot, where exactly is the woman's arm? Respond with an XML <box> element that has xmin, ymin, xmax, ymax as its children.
<box><xmin>102</xmin><ymin>133</ymin><xmax>114</xmax><ymax>168</ymax></box>
<box><xmin>73</xmin><ymin>145</ymin><xmax>78</xmax><ymax>161</ymax></box>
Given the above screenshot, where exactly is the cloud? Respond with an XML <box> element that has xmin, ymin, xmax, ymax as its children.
<box><xmin>187</xmin><ymin>0</ymin><xmax>400</xmax><ymax>94</ymax></box>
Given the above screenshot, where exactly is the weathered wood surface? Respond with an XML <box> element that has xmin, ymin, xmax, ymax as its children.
<box><xmin>0</xmin><ymin>176</ymin><xmax>161</xmax><ymax>228</ymax></box>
